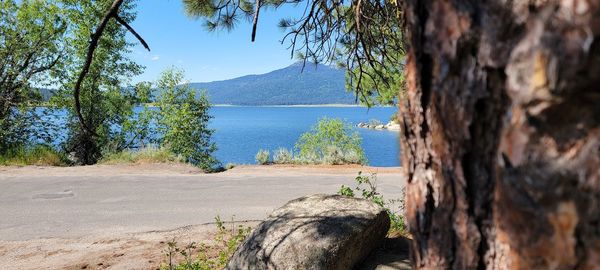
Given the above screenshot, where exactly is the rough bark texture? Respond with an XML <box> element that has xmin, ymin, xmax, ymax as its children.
<box><xmin>400</xmin><ymin>0</ymin><xmax>600</xmax><ymax>268</ymax></box>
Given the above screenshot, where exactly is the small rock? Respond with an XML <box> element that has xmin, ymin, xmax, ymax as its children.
<box><xmin>226</xmin><ymin>194</ymin><xmax>390</xmax><ymax>270</ymax></box>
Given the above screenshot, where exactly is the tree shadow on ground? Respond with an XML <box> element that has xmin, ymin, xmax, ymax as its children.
<box><xmin>358</xmin><ymin>236</ymin><xmax>412</xmax><ymax>270</ymax></box>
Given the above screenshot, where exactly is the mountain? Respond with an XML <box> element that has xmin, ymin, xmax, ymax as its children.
<box><xmin>188</xmin><ymin>62</ymin><xmax>356</xmax><ymax>105</ymax></box>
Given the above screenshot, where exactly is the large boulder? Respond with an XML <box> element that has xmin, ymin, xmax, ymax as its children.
<box><xmin>226</xmin><ymin>194</ymin><xmax>390</xmax><ymax>270</ymax></box>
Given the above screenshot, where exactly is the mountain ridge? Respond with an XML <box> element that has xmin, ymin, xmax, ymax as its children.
<box><xmin>188</xmin><ymin>62</ymin><xmax>356</xmax><ymax>105</ymax></box>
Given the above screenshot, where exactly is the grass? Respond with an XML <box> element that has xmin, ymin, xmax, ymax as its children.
<box><xmin>160</xmin><ymin>216</ymin><xmax>251</xmax><ymax>270</ymax></box>
<box><xmin>0</xmin><ymin>145</ymin><xmax>70</xmax><ymax>166</ymax></box>
<box><xmin>100</xmin><ymin>146</ymin><xmax>185</xmax><ymax>165</ymax></box>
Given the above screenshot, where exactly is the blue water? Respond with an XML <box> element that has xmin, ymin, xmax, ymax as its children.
<box><xmin>37</xmin><ymin>106</ymin><xmax>400</xmax><ymax>167</ymax></box>
<box><xmin>209</xmin><ymin>106</ymin><xmax>400</xmax><ymax>167</ymax></box>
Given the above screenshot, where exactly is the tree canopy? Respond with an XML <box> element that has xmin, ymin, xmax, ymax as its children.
<box><xmin>0</xmin><ymin>0</ymin><xmax>66</xmax><ymax>151</ymax></box>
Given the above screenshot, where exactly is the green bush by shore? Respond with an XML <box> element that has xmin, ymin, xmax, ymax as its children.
<box><xmin>257</xmin><ymin>118</ymin><xmax>367</xmax><ymax>166</ymax></box>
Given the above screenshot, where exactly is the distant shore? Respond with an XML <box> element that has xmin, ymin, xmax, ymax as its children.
<box><xmin>32</xmin><ymin>103</ymin><xmax>396</xmax><ymax>108</ymax></box>
<box><xmin>212</xmin><ymin>104</ymin><xmax>396</xmax><ymax>107</ymax></box>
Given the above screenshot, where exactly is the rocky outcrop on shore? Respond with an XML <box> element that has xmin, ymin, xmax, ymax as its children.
<box><xmin>226</xmin><ymin>194</ymin><xmax>390</xmax><ymax>270</ymax></box>
<box><xmin>357</xmin><ymin>121</ymin><xmax>401</xmax><ymax>131</ymax></box>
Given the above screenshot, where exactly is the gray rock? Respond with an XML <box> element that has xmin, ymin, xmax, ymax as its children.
<box><xmin>226</xmin><ymin>194</ymin><xmax>390</xmax><ymax>270</ymax></box>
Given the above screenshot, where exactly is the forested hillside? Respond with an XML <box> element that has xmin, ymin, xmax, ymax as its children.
<box><xmin>188</xmin><ymin>62</ymin><xmax>356</xmax><ymax>105</ymax></box>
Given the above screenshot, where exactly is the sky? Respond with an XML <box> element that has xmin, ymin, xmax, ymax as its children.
<box><xmin>127</xmin><ymin>0</ymin><xmax>304</xmax><ymax>83</ymax></box>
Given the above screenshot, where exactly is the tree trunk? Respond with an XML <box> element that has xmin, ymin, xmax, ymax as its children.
<box><xmin>400</xmin><ymin>0</ymin><xmax>599</xmax><ymax>268</ymax></box>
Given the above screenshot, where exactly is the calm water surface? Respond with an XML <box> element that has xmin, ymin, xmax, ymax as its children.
<box><xmin>41</xmin><ymin>106</ymin><xmax>400</xmax><ymax>167</ymax></box>
<box><xmin>210</xmin><ymin>106</ymin><xmax>400</xmax><ymax>167</ymax></box>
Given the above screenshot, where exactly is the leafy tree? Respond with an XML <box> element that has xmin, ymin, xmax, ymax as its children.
<box><xmin>51</xmin><ymin>0</ymin><xmax>144</xmax><ymax>164</ymax></box>
<box><xmin>0</xmin><ymin>0</ymin><xmax>67</xmax><ymax>152</ymax></box>
<box><xmin>153</xmin><ymin>68</ymin><xmax>218</xmax><ymax>171</ymax></box>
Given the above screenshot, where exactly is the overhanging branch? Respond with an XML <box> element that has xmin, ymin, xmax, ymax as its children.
<box><xmin>73</xmin><ymin>0</ymin><xmax>150</xmax><ymax>136</ymax></box>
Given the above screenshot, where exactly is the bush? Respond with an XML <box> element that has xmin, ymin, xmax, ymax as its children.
<box><xmin>100</xmin><ymin>146</ymin><xmax>184</xmax><ymax>165</ymax></box>
<box><xmin>0</xmin><ymin>144</ymin><xmax>69</xmax><ymax>166</ymax></box>
<box><xmin>294</xmin><ymin>118</ymin><xmax>366</xmax><ymax>165</ymax></box>
<box><xmin>255</xmin><ymin>149</ymin><xmax>270</xmax><ymax>165</ymax></box>
<box><xmin>225</xmin><ymin>163</ymin><xmax>236</xmax><ymax>170</ymax></box>
<box><xmin>273</xmin><ymin>148</ymin><xmax>293</xmax><ymax>164</ymax></box>
<box><xmin>338</xmin><ymin>172</ymin><xmax>407</xmax><ymax>236</ymax></box>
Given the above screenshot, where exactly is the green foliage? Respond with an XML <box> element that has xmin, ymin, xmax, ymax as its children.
<box><xmin>261</xmin><ymin>118</ymin><xmax>367</xmax><ymax>165</ymax></box>
<box><xmin>99</xmin><ymin>146</ymin><xmax>184</xmax><ymax>165</ymax></box>
<box><xmin>50</xmin><ymin>0</ymin><xmax>144</xmax><ymax>165</ymax></box>
<box><xmin>0</xmin><ymin>145</ymin><xmax>70</xmax><ymax>166</ymax></box>
<box><xmin>341</xmin><ymin>23</ymin><xmax>405</xmax><ymax>107</ymax></box>
<box><xmin>0</xmin><ymin>0</ymin><xmax>67</xmax><ymax>152</ymax></box>
<box><xmin>337</xmin><ymin>185</ymin><xmax>354</xmax><ymax>197</ymax></box>
<box><xmin>338</xmin><ymin>172</ymin><xmax>407</xmax><ymax>235</ymax></box>
<box><xmin>160</xmin><ymin>216</ymin><xmax>252</xmax><ymax>270</ymax></box>
<box><xmin>255</xmin><ymin>149</ymin><xmax>270</xmax><ymax>165</ymax></box>
<box><xmin>152</xmin><ymin>68</ymin><xmax>218</xmax><ymax>171</ymax></box>
<box><xmin>295</xmin><ymin>118</ymin><xmax>366</xmax><ymax>165</ymax></box>
<box><xmin>273</xmin><ymin>148</ymin><xmax>293</xmax><ymax>164</ymax></box>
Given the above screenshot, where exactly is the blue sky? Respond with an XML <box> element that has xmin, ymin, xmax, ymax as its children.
<box><xmin>128</xmin><ymin>0</ymin><xmax>303</xmax><ymax>83</ymax></box>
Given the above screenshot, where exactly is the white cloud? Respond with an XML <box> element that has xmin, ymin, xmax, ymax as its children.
<box><xmin>151</xmin><ymin>55</ymin><xmax>160</xmax><ymax>61</ymax></box>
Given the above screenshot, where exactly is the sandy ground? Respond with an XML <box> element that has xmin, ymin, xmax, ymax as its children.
<box><xmin>0</xmin><ymin>222</ymin><xmax>259</xmax><ymax>270</ymax></box>
<box><xmin>0</xmin><ymin>164</ymin><xmax>405</xmax><ymax>270</ymax></box>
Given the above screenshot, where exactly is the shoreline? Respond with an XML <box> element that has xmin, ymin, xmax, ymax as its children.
<box><xmin>212</xmin><ymin>104</ymin><xmax>396</xmax><ymax>107</ymax></box>
<box><xmin>0</xmin><ymin>163</ymin><xmax>402</xmax><ymax>177</ymax></box>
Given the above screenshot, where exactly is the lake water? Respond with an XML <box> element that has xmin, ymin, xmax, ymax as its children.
<box><xmin>39</xmin><ymin>106</ymin><xmax>400</xmax><ymax>167</ymax></box>
<box><xmin>210</xmin><ymin>106</ymin><xmax>400</xmax><ymax>167</ymax></box>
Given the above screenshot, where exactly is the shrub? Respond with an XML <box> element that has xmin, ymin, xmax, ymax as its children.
<box><xmin>273</xmin><ymin>148</ymin><xmax>293</xmax><ymax>164</ymax></box>
<box><xmin>225</xmin><ymin>163</ymin><xmax>236</xmax><ymax>170</ymax></box>
<box><xmin>100</xmin><ymin>146</ymin><xmax>184</xmax><ymax>165</ymax></box>
<box><xmin>323</xmin><ymin>145</ymin><xmax>345</xmax><ymax>165</ymax></box>
<box><xmin>255</xmin><ymin>149</ymin><xmax>270</xmax><ymax>165</ymax></box>
<box><xmin>292</xmin><ymin>151</ymin><xmax>321</xmax><ymax>165</ymax></box>
<box><xmin>0</xmin><ymin>144</ymin><xmax>69</xmax><ymax>166</ymax></box>
<box><xmin>338</xmin><ymin>172</ymin><xmax>407</xmax><ymax>236</ymax></box>
<box><xmin>294</xmin><ymin>118</ymin><xmax>366</xmax><ymax>165</ymax></box>
<box><xmin>342</xmin><ymin>149</ymin><xmax>364</xmax><ymax>164</ymax></box>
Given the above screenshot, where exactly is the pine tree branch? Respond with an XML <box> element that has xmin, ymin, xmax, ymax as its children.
<box><xmin>251</xmin><ymin>0</ymin><xmax>261</xmax><ymax>42</ymax></box>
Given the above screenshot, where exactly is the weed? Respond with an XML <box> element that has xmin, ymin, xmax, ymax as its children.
<box><xmin>160</xmin><ymin>216</ymin><xmax>252</xmax><ymax>270</ymax></box>
<box><xmin>338</xmin><ymin>172</ymin><xmax>407</xmax><ymax>236</ymax></box>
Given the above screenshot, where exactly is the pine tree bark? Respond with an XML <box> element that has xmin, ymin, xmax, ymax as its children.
<box><xmin>400</xmin><ymin>0</ymin><xmax>599</xmax><ymax>268</ymax></box>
